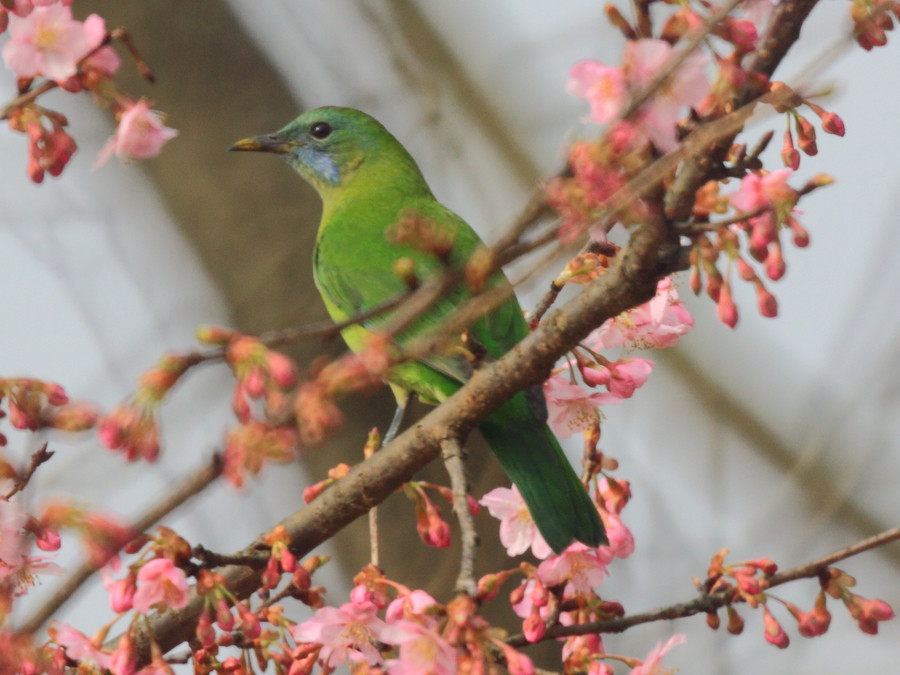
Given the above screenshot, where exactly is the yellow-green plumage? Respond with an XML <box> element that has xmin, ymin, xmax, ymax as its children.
<box><xmin>231</xmin><ymin>106</ymin><xmax>606</xmax><ymax>553</ymax></box>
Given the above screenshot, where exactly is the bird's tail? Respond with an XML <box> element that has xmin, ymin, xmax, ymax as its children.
<box><xmin>478</xmin><ymin>391</ymin><xmax>607</xmax><ymax>554</ymax></box>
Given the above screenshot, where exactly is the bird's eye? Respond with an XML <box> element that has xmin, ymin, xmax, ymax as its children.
<box><xmin>310</xmin><ymin>122</ymin><xmax>333</xmax><ymax>140</ymax></box>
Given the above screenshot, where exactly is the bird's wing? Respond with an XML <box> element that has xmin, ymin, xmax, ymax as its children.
<box><xmin>314</xmin><ymin>204</ymin><xmax>525</xmax><ymax>388</ymax></box>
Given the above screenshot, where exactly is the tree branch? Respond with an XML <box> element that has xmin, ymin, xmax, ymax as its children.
<box><xmin>19</xmin><ymin>453</ymin><xmax>223</xmax><ymax>635</ymax></box>
<box><xmin>508</xmin><ymin>527</ymin><xmax>900</xmax><ymax>647</ymax></box>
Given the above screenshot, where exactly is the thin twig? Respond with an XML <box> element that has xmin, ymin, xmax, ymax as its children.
<box><xmin>3</xmin><ymin>443</ymin><xmax>54</xmax><ymax>499</ymax></box>
<box><xmin>364</xmin><ymin>430</ymin><xmax>382</xmax><ymax>568</ymax></box>
<box><xmin>260</xmin><ymin>292</ymin><xmax>411</xmax><ymax>349</ymax></box>
<box><xmin>507</xmin><ymin>527</ymin><xmax>900</xmax><ymax>647</ymax></box>
<box><xmin>18</xmin><ymin>453</ymin><xmax>224</xmax><ymax>634</ymax></box>
<box><xmin>529</xmin><ymin>281</ymin><xmax>565</xmax><ymax>330</ymax></box>
<box><xmin>767</xmin><ymin>527</ymin><xmax>900</xmax><ymax>587</ymax></box>
<box><xmin>440</xmin><ymin>436</ymin><xmax>477</xmax><ymax>596</ymax></box>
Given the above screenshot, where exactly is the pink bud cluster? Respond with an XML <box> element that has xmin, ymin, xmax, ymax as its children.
<box><xmin>557</xmin><ymin>10</ymin><xmax>850</xmax><ymax>331</ymax></box>
<box><xmin>292</xmin><ymin>352</ymin><xmax>381</xmax><ymax>445</ymax></box>
<box><xmin>216</xmin><ymin>332</ymin><xmax>298</xmax><ymax>423</ymax></box>
<box><xmin>850</xmin><ymin>0</ymin><xmax>900</xmax><ymax>50</ymax></box>
<box><xmin>688</xmin><ymin>168</ymin><xmax>832</xmax><ymax>327</ymax></box>
<box><xmin>702</xmin><ymin>550</ymin><xmax>895</xmax><ymax>648</ymax></box>
<box><xmin>400</xmin><ymin>479</ymin><xmax>481</xmax><ymax>549</ymax></box>
<box><xmin>404</xmin><ymin>481</ymin><xmax>451</xmax><ymax>548</ymax></box>
<box><xmin>222</xmin><ymin>421</ymin><xmax>298</xmax><ymax>488</ymax></box>
<box><xmin>7</xmin><ymin>105</ymin><xmax>75</xmax><ymax>182</ymax></box>
<box><xmin>767</xmin><ymin>82</ymin><xmax>846</xmax><ymax>170</ymax></box>
<box><xmin>0</xmin><ymin>377</ymin><xmax>97</xmax><ymax>444</ymax></box>
<box><xmin>98</xmin><ymin>352</ymin><xmax>197</xmax><ymax>463</ymax></box>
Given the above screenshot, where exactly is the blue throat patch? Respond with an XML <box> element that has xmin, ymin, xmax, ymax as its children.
<box><xmin>297</xmin><ymin>147</ymin><xmax>340</xmax><ymax>185</ymax></box>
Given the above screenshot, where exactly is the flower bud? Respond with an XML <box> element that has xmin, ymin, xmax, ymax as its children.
<box><xmin>781</xmin><ymin>129</ymin><xmax>800</xmax><ymax>170</ymax></box>
<box><xmin>726</xmin><ymin>605</ymin><xmax>744</xmax><ymax>634</ymax></box>
<box><xmin>716</xmin><ymin>281</ymin><xmax>738</xmax><ymax>328</ymax></box>
<box><xmin>762</xmin><ymin>604</ymin><xmax>789</xmax><ymax>648</ymax></box>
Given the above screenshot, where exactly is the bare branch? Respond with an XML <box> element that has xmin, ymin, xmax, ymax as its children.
<box><xmin>508</xmin><ymin>527</ymin><xmax>900</xmax><ymax>647</ymax></box>
<box><xmin>19</xmin><ymin>453</ymin><xmax>224</xmax><ymax>634</ymax></box>
<box><xmin>3</xmin><ymin>443</ymin><xmax>54</xmax><ymax>499</ymax></box>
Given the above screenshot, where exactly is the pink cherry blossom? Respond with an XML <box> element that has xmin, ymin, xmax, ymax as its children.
<box><xmin>742</xmin><ymin>0</ymin><xmax>775</xmax><ymax>29</ymax></box>
<box><xmin>537</xmin><ymin>543</ymin><xmax>614</xmax><ymax>593</ymax></box>
<box><xmin>560</xmin><ymin>625</ymin><xmax>605</xmax><ymax>666</ymax></box>
<box><xmin>53</xmin><ymin>622</ymin><xmax>112</xmax><ymax>670</ymax></box>
<box><xmin>0</xmin><ymin>499</ymin><xmax>29</xmax><ymax>574</ymax></box>
<box><xmin>569</xmin><ymin>39</ymin><xmax>709</xmax><ymax>152</ymax></box>
<box><xmin>381</xmin><ymin>619</ymin><xmax>458</xmax><ymax>675</ymax></box>
<box><xmin>583</xmin><ymin>357</ymin><xmax>654</xmax><ymax>399</ymax></box>
<box><xmin>599</xmin><ymin>510</ymin><xmax>634</xmax><ymax>559</ymax></box>
<box><xmin>385</xmin><ymin>589</ymin><xmax>438</xmax><ymax>625</ymax></box>
<box><xmin>568</xmin><ymin>60</ymin><xmax>627</xmax><ymax>123</ymax></box>
<box><xmin>587</xmin><ymin>277</ymin><xmax>693</xmax><ymax>351</ymax></box>
<box><xmin>480</xmin><ymin>485</ymin><xmax>553</xmax><ymax>559</ymax></box>
<box><xmin>292</xmin><ymin>600</ymin><xmax>387</xmax><ymax>668</ymax></box>
<box><xmin>624</xmin><ymin>39</ymin><xmax>710</xmax><ymax>151</ymax></box>
<box><xmin>2</xmin><ymin>4</ymin><xmax>92</xmax><ymax>82</ymax></box>
<box><xmin>8</xmin><ymin>554</ymin><xmax>64</xmax><ymax>595</ymax></box>
<box><xmin>101</xmin><ymin>563</ymin><xmax>136</xmax><ymax>613</ymax></box>
<box><xmin>95</xmin><ymin>100</ymin><xmax>178</xmax><ymax>167</ymax></box>
<box><xmin>545</xmin><ymin>374</ymin><xmax>621</xmax><ymax>439</ymax></box>
<box><xmin>9</xmin><ymin>0</ymin><xmax>75</xmax><ymax>18</ymax></box>
<box><xmin>81</xmin><ymin>13</ymin><xmax>119</xmax><ymax>78</ymax></box>
<box><xmin>628</xmin><ymin>634</ymin><xmax>686</xmax><ymax>675</ymax></box>
<box><xmin>132</xmin><ymin>558</ymin><xmax>190</xmax><ymax>613</ymax></box>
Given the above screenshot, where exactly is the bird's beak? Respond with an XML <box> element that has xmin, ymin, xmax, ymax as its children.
<box><xmin>228</xmin><ymin>133</ymin><xmax>294</xmax><ymax>154</ymax></box>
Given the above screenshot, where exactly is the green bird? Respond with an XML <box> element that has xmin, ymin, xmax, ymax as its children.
<box><xmin>231</xmin><ymin>106</ymin><xmax>606</xmax><ymax>553</ymax></box>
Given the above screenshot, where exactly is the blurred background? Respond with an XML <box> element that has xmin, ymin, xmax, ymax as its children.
<box><xmin>1</xmin><ymin>1</ymin><xmax>899</xmax><ymax>672</ymax></box>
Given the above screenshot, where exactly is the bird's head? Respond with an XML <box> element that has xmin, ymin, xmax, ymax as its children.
<box><xmin>229</xmin><ymin>106</ymin><xmax>412</xmax><ymax>197</ymax></box>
